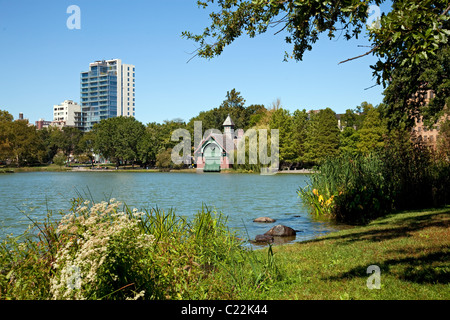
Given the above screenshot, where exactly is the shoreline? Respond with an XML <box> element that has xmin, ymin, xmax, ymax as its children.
<box><xmin>4</xmin><ymin>166</ymin><xmax>315</xmax><ymax>174</ymax></box>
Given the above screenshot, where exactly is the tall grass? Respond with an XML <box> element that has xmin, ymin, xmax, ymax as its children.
<box><xmin>0</xmin><ymin>198</ymin><xmax>281</xmax><ymax>300</ymax></box>
<box><xmin>298</xmin><ymin>153</ymin><xmax>392</xmax><ymax>224</ymax></box>
<box><xmin>299</xmin><ymin>141</ymin><xmax>450</xmax><ymax>224</ymax></box>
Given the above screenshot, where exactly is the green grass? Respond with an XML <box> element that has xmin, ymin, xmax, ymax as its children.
<box><xmin>255</xmin><ymin>207</ymin><xmax>450</xmax><ymax>300</ymax></box>
<box><xmin>6</xmin><ymin>165</ymin><xmax>72</xmax><ymax>172</ymax></box>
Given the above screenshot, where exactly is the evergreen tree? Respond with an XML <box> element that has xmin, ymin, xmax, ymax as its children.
<box><xmin>291</xmin><ymin>109</ymin><xmax>308</xmax><ymax>166</ymax></box>
<box><xmin>339</xmin><ymin>127</ymin><xmax>360</xmax><ymax>156</ymax></box>
<box><xmin>303</xmin><ymin>108</ymin><xmax>340</xmax><ymax>165</ymax></box>
<box><xmin>357</xmin><ymin>105</ymin><xmax>388</xmax><ymax>154</ymax></box>
<box><xmin>269</xmin><ymin>108</ymin><xmax>295</xmax><ymax>168</ymax></box>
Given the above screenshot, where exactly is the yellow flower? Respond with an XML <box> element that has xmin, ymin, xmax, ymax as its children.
<box><xmin>318</xmin><ymin>195</ymin><xmax>324</xmax><ymax>204</ymax></box>
<box><xmin>313</xmin><ymin>189</ymin><xmax>319</xmax><ymax>196</ymax></box>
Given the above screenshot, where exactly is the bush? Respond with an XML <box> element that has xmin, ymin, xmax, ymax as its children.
<box><xmin>298</xmin><ymin>153</ymin><xmax>392</xmax><ymax>224</ymax></box>
<box><xmin>299</xmin><ymin>137</ymin><xmax>450</xmax><ymax>224</ymax></box>
<box><xmin>1</xmin><ymin>199</ymin><xmax>281</xmax><ymax>300</ymax></box>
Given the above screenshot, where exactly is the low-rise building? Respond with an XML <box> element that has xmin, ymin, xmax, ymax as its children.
<box><xmin>53</xmin><ymin>100</ymin><xmax>84</xmax><ymax>129</ymax></box>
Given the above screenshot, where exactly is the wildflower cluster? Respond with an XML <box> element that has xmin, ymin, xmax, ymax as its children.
<box><xmin>300</xmin><ymin>188</ymin><xmax>336</xmax><ymax>218</ymax></box>
<box><xmin>2</xmin><ymin>197</ymin><xmax>278</xmax><ymax>300</ymax></box>
<box><xmin>50</xmin><ymin>199</ymin><xmax>155</xmax><ymax>300</ymax></box>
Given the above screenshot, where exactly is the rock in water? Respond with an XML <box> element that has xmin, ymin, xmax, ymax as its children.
<box><xmin>254</xmin><ymin>234</ymin><xmax>274</xmax><ymax>243</ymax></box>
<box><xmin>253</xmin><ymin>217</ymin><xmax>276</xmax><ymax>223</ymax></box>
<box><xmin>264</xmin><ymin>225</ymin><xmax>296</xmax><ymax>237</ymax></box>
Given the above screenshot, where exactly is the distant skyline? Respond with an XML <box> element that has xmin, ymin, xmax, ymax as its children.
<box><xmin>0</xmin><ymin>0</ymin><xmax>392</xmax><ymax>125</ymax></box>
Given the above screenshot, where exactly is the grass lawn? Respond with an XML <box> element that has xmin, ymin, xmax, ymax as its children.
<box><xmin>6</xmin><ymin>165</ymin><xmax>72</xmax><ymax>172</ymax></box>
<box><xmin>258</xmin><ymin>207</ymin><xmax>449</xmax><ymax>300</ymax></box>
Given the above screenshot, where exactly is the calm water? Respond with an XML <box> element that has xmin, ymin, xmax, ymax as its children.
<box><xmin>0</xmin><ymin>172</ymin><xmax>347</xmax><ymax>245</ymax></box>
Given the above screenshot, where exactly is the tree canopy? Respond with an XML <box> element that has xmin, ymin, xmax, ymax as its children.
<box><xmin>183</xmin><ymin>0</ymin><xmax>449</xmax><ymax>126</ymax></box>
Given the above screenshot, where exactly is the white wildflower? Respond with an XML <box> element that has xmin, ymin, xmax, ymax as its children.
<box><xmin>126</xmin><ymin>290</ymin><xmax>145</xmax><ymax>300</ymax></box>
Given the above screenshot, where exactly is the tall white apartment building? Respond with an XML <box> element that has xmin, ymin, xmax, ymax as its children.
<box><xmin>80</xmin><ymin>59</ymin><xmax>135</xmax><ymax>131</ymax></box>
<box><xmin>53</xmin><ymin>100</ymin><xmax>84</xmax><ymax>128</ymax></box>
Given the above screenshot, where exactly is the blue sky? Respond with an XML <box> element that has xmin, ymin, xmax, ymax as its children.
<box><xmin>0</xmin><ymin>0</ymin><xmax>392</xmax><ymax>125</ymax></box>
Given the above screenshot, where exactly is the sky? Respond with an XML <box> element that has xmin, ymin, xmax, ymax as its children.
<box><xmin>0</xmin><ymin>0</ymin><xmax>392</xmax><ymax>125</ymax></box>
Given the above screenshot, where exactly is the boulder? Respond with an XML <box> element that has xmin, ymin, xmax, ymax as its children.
<box><xmin>254</xmin><ymin>234</ymin><xmax>274</xmax><ymax>243</ymax></box>
<box><xmin>264</xmin><ymin>225</ymin><xmax>296</xmax><ymax>237</ymax></box>
<box><xmin>253</xmin><ymin>217</ymin><xmax>276</xmax><ymax>223</ymax></box>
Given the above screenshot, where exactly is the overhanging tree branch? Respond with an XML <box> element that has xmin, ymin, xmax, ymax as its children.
<box><xmin>338</xmin><ymin>44</ymin><xmax>380</xmax><ymax>65</ymax></box>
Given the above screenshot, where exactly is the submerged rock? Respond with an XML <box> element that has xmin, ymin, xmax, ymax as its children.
<box><xmin>254</xmin><ymin>234</ymin><xmax>274</xmax><ymax>243</ymax></box>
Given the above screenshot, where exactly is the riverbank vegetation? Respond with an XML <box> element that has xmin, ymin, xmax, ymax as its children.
<box><xmin>0</xmin><ymin>199</ymin><xmax>280</xmax><ymax>300</ymax></box>
<box><xmin>299</xmin><ymin>132</ymin><xmax>450</xmax><ymax>224</ymax></box>
<box><xmin>0</xmin><ymin>199</ymin><xmax>448</xmax><ymax>300</ymax></box>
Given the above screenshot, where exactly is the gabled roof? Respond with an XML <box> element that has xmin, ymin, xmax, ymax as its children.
<box><xmin>223</xmin><ymin>115</ymin><xmax>235</xmax><ymax>127</ymax></box>
<box><xmin>194</xmin><ymin>132</ymin><xmax>234</xmax><ymax>155</ymax></box>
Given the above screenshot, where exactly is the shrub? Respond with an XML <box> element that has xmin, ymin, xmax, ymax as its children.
<box><xmin>1</xmin><ymin>199</ymin><xmax>281</xmax><ymax>300</ymax></box>
<box><xmin>299</xmin><ymin>138</ymin><xmax>450</xmax><ymax>224</ymax></box>
<box><xmin>298</xmin><ymin>153</ymin><xmax>392</xmax><ymax>224</ymax></box>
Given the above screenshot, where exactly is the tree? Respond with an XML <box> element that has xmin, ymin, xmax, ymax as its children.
<box><xmin>303</xmin><ymin>108</ymin><xmax>340</xmax><ymax>165</ymax></box>
<box><xmin>357</xmin><ymin>105</ymin><xmax>388</xmax><ymax>154</ymax></box>
<box><xmin>269</xmin><ymin>108</ymin><xmax>295</xmax><ymax>168</ymax></box>
<box><xmin>187</xmin><ymin>89</ymin><xmax>250</xmax><ymax>135</ymax></box>
<box><xmin>437</xmin><ymin>119</ymin><xmax>450</xmax><ymax>160</ymax></box>
<box><xmin>0</xmin><ymin>110</ymin><xmax>14</xmax><ymax>162</ymax></box>
<box><xmin>339</xmin><ymin>127</ymin><xmax>360</xmax><ymax>156</ymax></box>
<box><xmin>155</xmin><ymin>148</ymin><xmax>183</xmax><ymax>170</ymax></box>
<box><xmin>291</xmin><ymin>109</ymin><xmax>308</xmax><ymax>166</ymax></box>
<box><xmin>36</xmin><ymin>126</ymin><xmax>59</xmax><ymax>164</ymax></box>
<box><xmin>383</xmin><ymin>45</ymin><xmax>450</xmax><ymax>130</ymax></box>
<box><xmin>93</xmin><ymin>117</ymin><xmax>146</xmax><ymax>168</ymax></box>
<box><xmin>7</xmin><ymin>120</ymin><xmax>42</xmax><ymax>167</ymax></box>
<box><xmin>53</xmin><ymin>153</ymin><xmax>66</xmax><ymax>169</ymax></box>
<box><xmin>77</xmin><ymin>131</ymin><xmax>96</xmax><ymax>165</ymax></box>
<box><xmin>50</xmin><ymin>127</ymin><xmax>83</xmax><ymax>162</ymax></box>
<box><xmin>184</xmin><ymin>0</ymin><xmax>449</xmax><ymax>126</ymax></box>
<box><xmin>246</xmin><ymin>104</ymin><xmax>267</xmax><ymax>129</ymax></box>
<box><xmin>340</xmin><ymin>104</ymin><xmax>367</xmax><ymax>130</ymax></box>
<box><xmin>138</xmin><ymin>122</ymin><xmax>165</xmax><ymax>166</ymax></box>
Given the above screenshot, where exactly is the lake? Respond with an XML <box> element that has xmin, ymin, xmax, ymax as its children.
<box><xmin>0</xmin><ymin>171</ymin><xmax>347</xmax><ymax>245</ymax></box>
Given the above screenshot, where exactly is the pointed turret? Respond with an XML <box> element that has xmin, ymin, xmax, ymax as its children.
<box><xmin>223</xmin><ymin>114</ymin><xmax>235</xmax><ymax>138</ymax></box>
<box><xmin>223</xmin><ymin>114</ymin><xmax>235</xmax><ymax>127</ymax></box>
